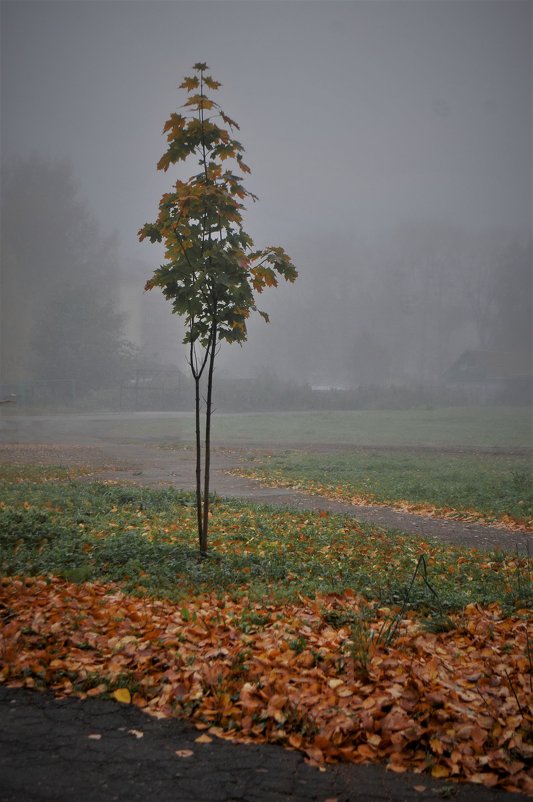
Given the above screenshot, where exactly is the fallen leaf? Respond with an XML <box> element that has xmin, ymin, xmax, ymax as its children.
<box><xmin>113</xmin><ymin>688</ymin><xmax>131</xmax><ymax>704</ymax></box>
<box><xmin>88</xmin><ymin>734</ymin><xmax>102</xmax><ymax>740</ymax></box>
<box><xmin>195</xmin><ymin>733</ymin><xmax>213</xmax><ymax>744</ymax></box>
<box><xmin>175</xmin><ymin>749</ymin><xmax>194</xmax><ymax>758</ymax></box>
<box><xmin>431</xmin><ymin>765</ymin><xmax>450</xmax><ymax>779</ymax></box>
<box><xmin>128</xmin><ymin>729</ymin><xmax>144</xmax><ymax>739</ymax></box>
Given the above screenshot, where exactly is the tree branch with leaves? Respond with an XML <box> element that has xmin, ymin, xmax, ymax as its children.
<box><xmin>139</xmin><ymin>63</ymin><xmax>297</xmax><ymax>555</ymax></box>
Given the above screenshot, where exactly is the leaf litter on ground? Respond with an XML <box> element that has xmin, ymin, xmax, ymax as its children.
<box><xmin>1</xmin><ymin>576</ymin><xmax>531</xmax><ymax>794</ymax></box>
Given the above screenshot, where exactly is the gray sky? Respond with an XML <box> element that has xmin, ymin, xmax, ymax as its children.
<box><xmin>2</xmin><ymin>0</ymin><xmax>531</xmax><ymax>251</ymax></box>
<box><xmin>1</xmin><ymin>0</ymin><xmax>531</xmax><ymax>383</ymax></box>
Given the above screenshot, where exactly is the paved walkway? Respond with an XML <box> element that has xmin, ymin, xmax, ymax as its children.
<box><xmin>1</xmin><ymin>687</ymin><xmax>529</xmax><ymax>802</ymax></box>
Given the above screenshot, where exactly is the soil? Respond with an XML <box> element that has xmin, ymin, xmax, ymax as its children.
<box><xmin>0</xmin><ymin>439</ymin><xmax>531</xmax><ymax>554</ymax></box>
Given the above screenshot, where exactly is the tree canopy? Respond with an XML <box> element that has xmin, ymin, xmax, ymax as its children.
<box><xmin>139</xmin><ymin>63</ymin><xmax>297</xmax><ymax>353</ymax></box>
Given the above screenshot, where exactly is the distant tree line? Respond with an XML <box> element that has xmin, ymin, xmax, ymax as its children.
<box><xmin>0</xmin><ymin>157</ymin><xmax>135</xmax><ymax>397</ymax></box>
<box><xmin>2</xmin><ymin>158</ymin><xmax>529</xmax><ymax>409</ymax></box>
<box><xmin>243</xmin><ymin>222</ymin><xmax>531</xmax><ymax>390</ymax></box>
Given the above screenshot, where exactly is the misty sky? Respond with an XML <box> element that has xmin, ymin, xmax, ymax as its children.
<box><xmin>1</xmin><ymin>0</ymin><xmax>532</xmax><ymax>381</ymax></box>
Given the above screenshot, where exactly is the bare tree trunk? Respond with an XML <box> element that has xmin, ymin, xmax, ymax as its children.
<box><xmin>201</xmin><ymin>323</ymin><xmax>217</xmax><ymax>555</ymax></box>
<box><xmin>194</xmin><ymin>374</ymin><xmax>204</xmax><ymax>553</ymax></box>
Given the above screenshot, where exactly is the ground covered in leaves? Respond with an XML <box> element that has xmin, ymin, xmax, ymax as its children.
<box><xmin>0</xmin><ymin>465</ymin><xmax>532</xmax><ymax>794</ymax></box>
<box><xmin>1</xmin><ymin>577</ymin><xmax>531</xmax><ymax>794</ymax></box>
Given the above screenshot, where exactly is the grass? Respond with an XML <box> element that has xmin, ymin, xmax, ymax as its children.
<box><xmin>0</xmin><ymin>464</ymin><xmax>89</xmax><ymax>483</ymax></box>
<box><xmin>1</xmin><ymin>467</ymin><xmax>531</xmax><ymax>616</ymax></box>
<box><xmin>210</xmin><ymin>406</ymin><xmax>532</xmax><ymax>449</ymax></box>
<box><xmin>2</xmin><ymin>406</ymin><xmax>532</xmax><ymax>448</ymax></box>
<box><xmin>238</xmin><ymin>450</ymin><xmax>533</xmax><ymax>526</ymax></box>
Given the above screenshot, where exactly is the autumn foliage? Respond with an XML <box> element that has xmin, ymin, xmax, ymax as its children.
<box><xmin>1</xmin><ymin>576</ymin><xmax>531</xmax><ymax>794</ymax></box>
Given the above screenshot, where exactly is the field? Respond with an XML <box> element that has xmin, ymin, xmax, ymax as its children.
<box><xmin>2</xmin><ymin>405</ymin><xmax>531</xmax><ymax>448</ymax></box>
<box><xmin>210</xmin><ymin>406</ymin><xmax>532</xmax><ymax>449</ymax></box>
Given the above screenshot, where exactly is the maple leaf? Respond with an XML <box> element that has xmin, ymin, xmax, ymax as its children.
<box><xmin>184</xmin><ymin>94</ymin><xmax>215</xmax><ymax>111</ymax></box>
<box><xmin>204</xmin><ymin>76</ymin><xmax>222</xmax><ymax>90</ymax></box>
<box><xmin>179</xmin><ymin>76</ymin><xmax>199</xmax><ymax>91</ymax></box>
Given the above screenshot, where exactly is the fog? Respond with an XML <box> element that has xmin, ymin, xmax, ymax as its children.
<box><xmin>1</xmin><ymin>0</ymin><xmax>531</xmax><ymax>411</ymax></box>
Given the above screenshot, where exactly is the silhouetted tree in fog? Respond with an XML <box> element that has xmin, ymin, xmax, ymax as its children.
<box><xmin>0</xmin><ymin>157</ymin><xmax>134</xmax><ymax>394</ymax></box>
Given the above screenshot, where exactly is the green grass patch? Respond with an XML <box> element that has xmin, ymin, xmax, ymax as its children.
<box><xmin>210</xmin><ymin>407</ymin><xmax>532</xmax><ymax>449</ymax></box>
<box><xmin>240</xmin><ymin>450</ymin><xmax>533</xmax><ymax>525</ymax></box>
<box><xmin>1</xmin><ymin>468</ymin><xmax>530</xmax><ymax>616</ymax></box>
<box><xmin>4</xmin><ymin>406</ymin><xmax>532</xmax><ymax>447</ymax></box>
<box><xmin>0</xmin><ymin>464</ymin><xmax>89</xmax><ymax>483</ymax></box>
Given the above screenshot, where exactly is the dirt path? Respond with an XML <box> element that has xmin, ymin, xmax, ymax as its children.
<box><xmin>1</xmin><ymin>440</ymin><xmax>531</xmax><ymax>554</ymax></box>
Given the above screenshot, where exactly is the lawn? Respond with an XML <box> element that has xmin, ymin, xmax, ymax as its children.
<box><xmin>210</xmin><ymin>406</ymin><xmax>532</xmax><ymax>449</ymax></box>
<box><xmin>3</xmin><ymin>405</ymin><xmax>531</xmax><ymax>448</ymax></box>
<box><xmin>235</xmin><ymin>450</ymin><xmax>533</xmax><ymax>528</ymax></box>
<box><xmin>0</xmin><ymin>467</ymin><xmax>531</xmax><ymax>793</ymax></box>
<box><xmin>1</xmin><ymin>472</ymin><xmax>531</xmax><ymax>608</ymax></box>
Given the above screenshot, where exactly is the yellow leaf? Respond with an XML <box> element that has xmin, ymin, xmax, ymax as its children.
<box><xmin>113</xmin><ymin>688</ymin><xmax>131</xmax><ymax>704</ymax></box>
<box><xmin>179</xmin><ymin>76</ymin><xmax>199</xmax><ymax>91</ymax></box>
<box><xmin>431</xmin><ymin>765</ymin><xmax>450</xmax><ymax>779</ymax></box>
<box><xmin>195</xmin><ymin>734</ymin><xmax>213</xmax><ymax>744</ymax></box>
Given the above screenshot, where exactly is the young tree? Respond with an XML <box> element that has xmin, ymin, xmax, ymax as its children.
<box><xmin>139</xmin><ymin>63</ymin><xmax>297</xmax><ymax>555</ymax></box>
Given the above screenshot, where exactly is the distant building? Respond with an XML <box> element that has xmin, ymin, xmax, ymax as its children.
<box><xmin>444</xmin><ymin>350</ymin><xmax>532</xmax><ymax>403</ymax></box>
